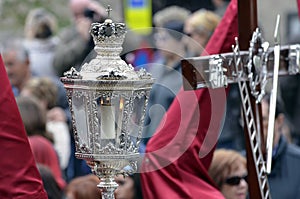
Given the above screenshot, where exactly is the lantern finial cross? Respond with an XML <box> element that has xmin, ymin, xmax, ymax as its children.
<box><xmin>106</xmin><ymin>5</ymin><xmax>112</xmax><ymax>18</ymax></box>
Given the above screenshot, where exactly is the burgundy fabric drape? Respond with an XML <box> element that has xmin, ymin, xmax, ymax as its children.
<box><xmin>140</xmin><ymin>0</ymin><xmax>238</xmax><ymax>198</ymax></box>
<box><xmin>0</xmin><ymin>55</ymin><xmax>47</xmax><ymax>198</ymax></box>
<box><xmin>298</xmin><ymin>0</ymin><xmax>300</xmax><ymax>19</ymax></box>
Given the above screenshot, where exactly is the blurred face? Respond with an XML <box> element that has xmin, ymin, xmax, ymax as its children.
<box><xmin>154</xmin><ymin>29</ymin><xmax>183</xmax><ymax>59</ymax></box>
<box><xmin>114</xmin><ymin>175</ymin><xmax>135</xmax><ymax>199</ymax></box>
<box><xmin>184</xmin><ymin>22</ymin><xmax>209</xmax><ymax>55</ymax></box>
<box><xmin>220</xmin><ymin>164</ymin><xmax>248</xmax><ymax>199</ymax></box>
<box><xmin>70</xmin><ymin>0</ymin><xmax>105</xmax><ymax>22</ymax></box>
<box><xmin>3</xmin><ymin>51</ymin><xmax>30</xmax><ymax>90</ymax></box>
<box><xmin>70</xmin><ymin>0</ymin><xmax>89</xmax><ymax>20</ymax></box>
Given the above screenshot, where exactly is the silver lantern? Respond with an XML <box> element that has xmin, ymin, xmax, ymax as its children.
<box><xmin>61</xmin><ymin>7</ymin><xmax>154</xmax><ymax>199</ymax></box>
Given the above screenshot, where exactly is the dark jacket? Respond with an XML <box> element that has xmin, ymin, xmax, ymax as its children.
<box><xmin>142</xmin><ymin>61</ymin><xmax>182</xmax><ymax>146</ymax></box>
<box><xmin>53</xmin><ymin>26</ymin><xmax>94</xmax><ymax>77</ymax></box>
<box><xmin>268</xmin><ymin>136</ymin><xmax>300</xmax><ymax>199</ymax></box>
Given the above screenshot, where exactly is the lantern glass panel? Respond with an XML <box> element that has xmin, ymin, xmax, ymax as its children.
<box><xmin>128</xmin><ymin>96</ymin><xmax>147</xmax><ymax>140</ymax></box>
<box><xmin>73</xmin><ymin>93</ymin><xmax>89</xmax><ymax>146</ymax></box>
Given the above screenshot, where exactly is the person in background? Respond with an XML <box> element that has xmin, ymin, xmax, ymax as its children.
<box><xmin>184</xmin><ymin>9</ymin><xmax>220</xmax><ymax>56</ymax></box>
<box><xmin>24</xmin><ymin>7</ymin><xmax>71</xmax><ymax>118</ymax></box>
<box><xmin>212</xmin><ymin>0</ymin><xmax>230</xmax><ymax>17</ymax></box>
<box><xmin>1</xmin><ymin>38</ymin><xmax>31</xmax><ymax>96</ymax></box>
<box><xmin>152</xmin><ymin>0</ymin><xmax>215</xmax><ymax>15</ymax></box>
<box><xmin>3</xmin><ymin>31</ymin><xmax>68</xmax><ymax>112</ymax></box>
<box><xmin>21</xmin><ymin>77</ymin><xmax>71</xmax><ymax>173</ymax></box>
<box><xmin>141</xmin><ymin>6</ymin><xmax>190</xmax><ymax>149</ymax></box>
<box><xmin>114</xmin><ymin>173</ymin><xmax>143</xmax><ymax>199</ymax></box>
<box><xmin>24</xmin><ymin>7</ymin><xmax>59</xmax><ymax>78</ymax></box>
<box><xmin>64</xmin><ymin>174</ymin><xmax>101</xmax><ymax>199</ymax></box>
<box><xmin>151</xmin><ymin>5</ymin><xmax>190</xmax><ymax>67</ymax></box>
<box><xmin>261</xmin><ymin>94</ymin><xmax>300</xmax><ymax>199</ymax></box>
<box><xmin>2</xmin><ymin>36</ymin><xmax>69</xmax><ymax>115</ymax></box>
<box><xmin>208</xmin><ymin>149</ymin><xmax>248</xmax><ymax>199</ymax></box>
<box><xmin>279</xmin><ymin>73</ymin><xmax>300</xmax><ymax>145</ymax></box>
<box><xmin>37</xmin><ymin>164</ymin><xmax>63</xmax><ymax>199</ymax></box>
<box><xmin>16</xmin><ymin>96</ymin><xmax>66</xmax><ymax>190</ymax></box>
<box><xmin>184</xmin><ymin>9</ymin><xmax>245</xmax><ymax>152</ymax></box>
<box><xmin>16</xmin><ymin>95</ymin><xmax>53</xmax><ymax>143</ymax></box>
<box><xmin>52</xmin><ymin>0</ymin><xmax>106</xmax><ymax>77</ymax></box>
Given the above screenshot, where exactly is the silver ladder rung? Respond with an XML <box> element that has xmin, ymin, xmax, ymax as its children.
<box><xmin>246</xmin><ymin>107</ymin><xmax>251</xmax><ymax>116</ymax></box>
<box><xmin>240</xmin><ymin>83</ymin><xmax>247</xmax><ymax>92</ymax></box>
<box><xmin>264</xmin><ymin>190</ymin><xmax>270</xmax><ymax>199</ymax></box>
<box><xmin>253</xmin><ymin>144</ymin><xmax>259</xmax><ymax>154</ymax></box>
<box><xmin>243</xmin><ymin>97</ymin><xmax>247</xmax><ymax>104</ymax></box>
<box><xmin>259</xmin><ymin>167</ymin><xmax>265</xmax><ymax>177</ymax></box>
<box><xmin>255</xmin><ymin>153</ymin><xmax>262</xmax><ymax>168</ymax></box>
<box><xmin>249</xmin><ymin>118</ymin><xmax>254</xmax><ymax>128</ymax></box>
<box><xmin>261</xmin><ymin>179</ymin><xmax>267</xmax><ymax>190</ymax></box>
<box><xmin>251</xmin><ymin>131</ymin><xmax>257</xmax><ymax>140</ymax></box>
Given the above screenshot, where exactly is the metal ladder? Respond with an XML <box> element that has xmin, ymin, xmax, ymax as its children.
<box><xmin>238</xmin><ymin>80</ymin><xmax>271</xmax><ymax>199</ymax></box>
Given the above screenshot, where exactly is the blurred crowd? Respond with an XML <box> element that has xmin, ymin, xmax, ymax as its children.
<box><xmin>1</xmin><ymin>0</ymin><xmax>300</xmax><ymax>198</ymax></box>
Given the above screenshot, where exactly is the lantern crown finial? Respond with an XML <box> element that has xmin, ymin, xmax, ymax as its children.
<box><xmin>63</xmin><ymin>6</ymin><xmax>153</xmax><ymax>81</ymax></box>
<box><xmin>78</xmin><ymin>5</ymin><xmax>139</xmax><ymax>80</ymax></box>
<box><xmin>90</xmin><ymin>20</ymin><xmax>126</xmax><ymax>42</ymax></box>
<box><xmin>90</xmin><ymin>5</ymin><xmax>126</xmax><ymax>44</ymax></box>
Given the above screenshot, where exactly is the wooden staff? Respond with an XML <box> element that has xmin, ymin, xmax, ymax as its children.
<box><xmin>238</xmin><ymin>0</ymin><xmax>269</xmax><ymax>198</ymax></box>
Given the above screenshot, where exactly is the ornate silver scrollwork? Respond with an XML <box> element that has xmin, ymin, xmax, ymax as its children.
<box><xmin>255</xmin><ymin>41</ymin><xmax>269</xmax><ymax>103</ymax></box>
<box><xmin>207</xmin><ymin>55</ymin><xmax>228</xmax><ymax>88</ymax></box>
<box><xmin>247</xmin><ymin>28</ymin><xmax>269</xmax><ymax>103</ymax></box>
<box><xmin>64</xmin><ymin>67</ymin><xmax>82</xmax><ymax>79</ymax></box>
<box><xmin>288</xmin><ymin>44</ymin><xmax>300</xmax><ymax>74</ymax></box>
<box><xmin>136</xmin><ymin>68</ymin><xmax>152</xmax><ymax>79</ymax></box>
<box><xmin>232</xmin><ymin>37</ymin><xmax>243</xmax><ymax>78</ymax></box>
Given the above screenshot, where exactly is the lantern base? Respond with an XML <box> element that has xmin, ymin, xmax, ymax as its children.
<box><xmin>87</xmin><ymin>159</ymin><xmax>135</xmax><ymax>199</ymax></box>
<box><xmin>97</xmin><ymin>177</ymin><xmax>118</xmax><ymax>199</ymax></box>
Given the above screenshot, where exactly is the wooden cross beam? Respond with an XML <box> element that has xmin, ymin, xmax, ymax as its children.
<box><xmin>181</xmin><ymin>0</ymin><xmax>300</xmax><ymax>198</ymax></box>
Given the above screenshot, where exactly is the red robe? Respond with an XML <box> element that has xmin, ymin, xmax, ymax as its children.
<box><xmin>0</xmin><ymin>55</ymin><xmax>47</xmax><ymax>198</ymax></box>
<box><xmin>298</xmin><ymin>0</ymin><xmax>300</xmax><ymax>19</ymax></box>
<box><xmin>29</xmin><ymin>135</ymin><xmax>66</xmax><ymax>190</ymax></box>
<box><xmin>141</xmin><ymin>0</ymin><xmax>238</xmax><ymax>198</ymax></box>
